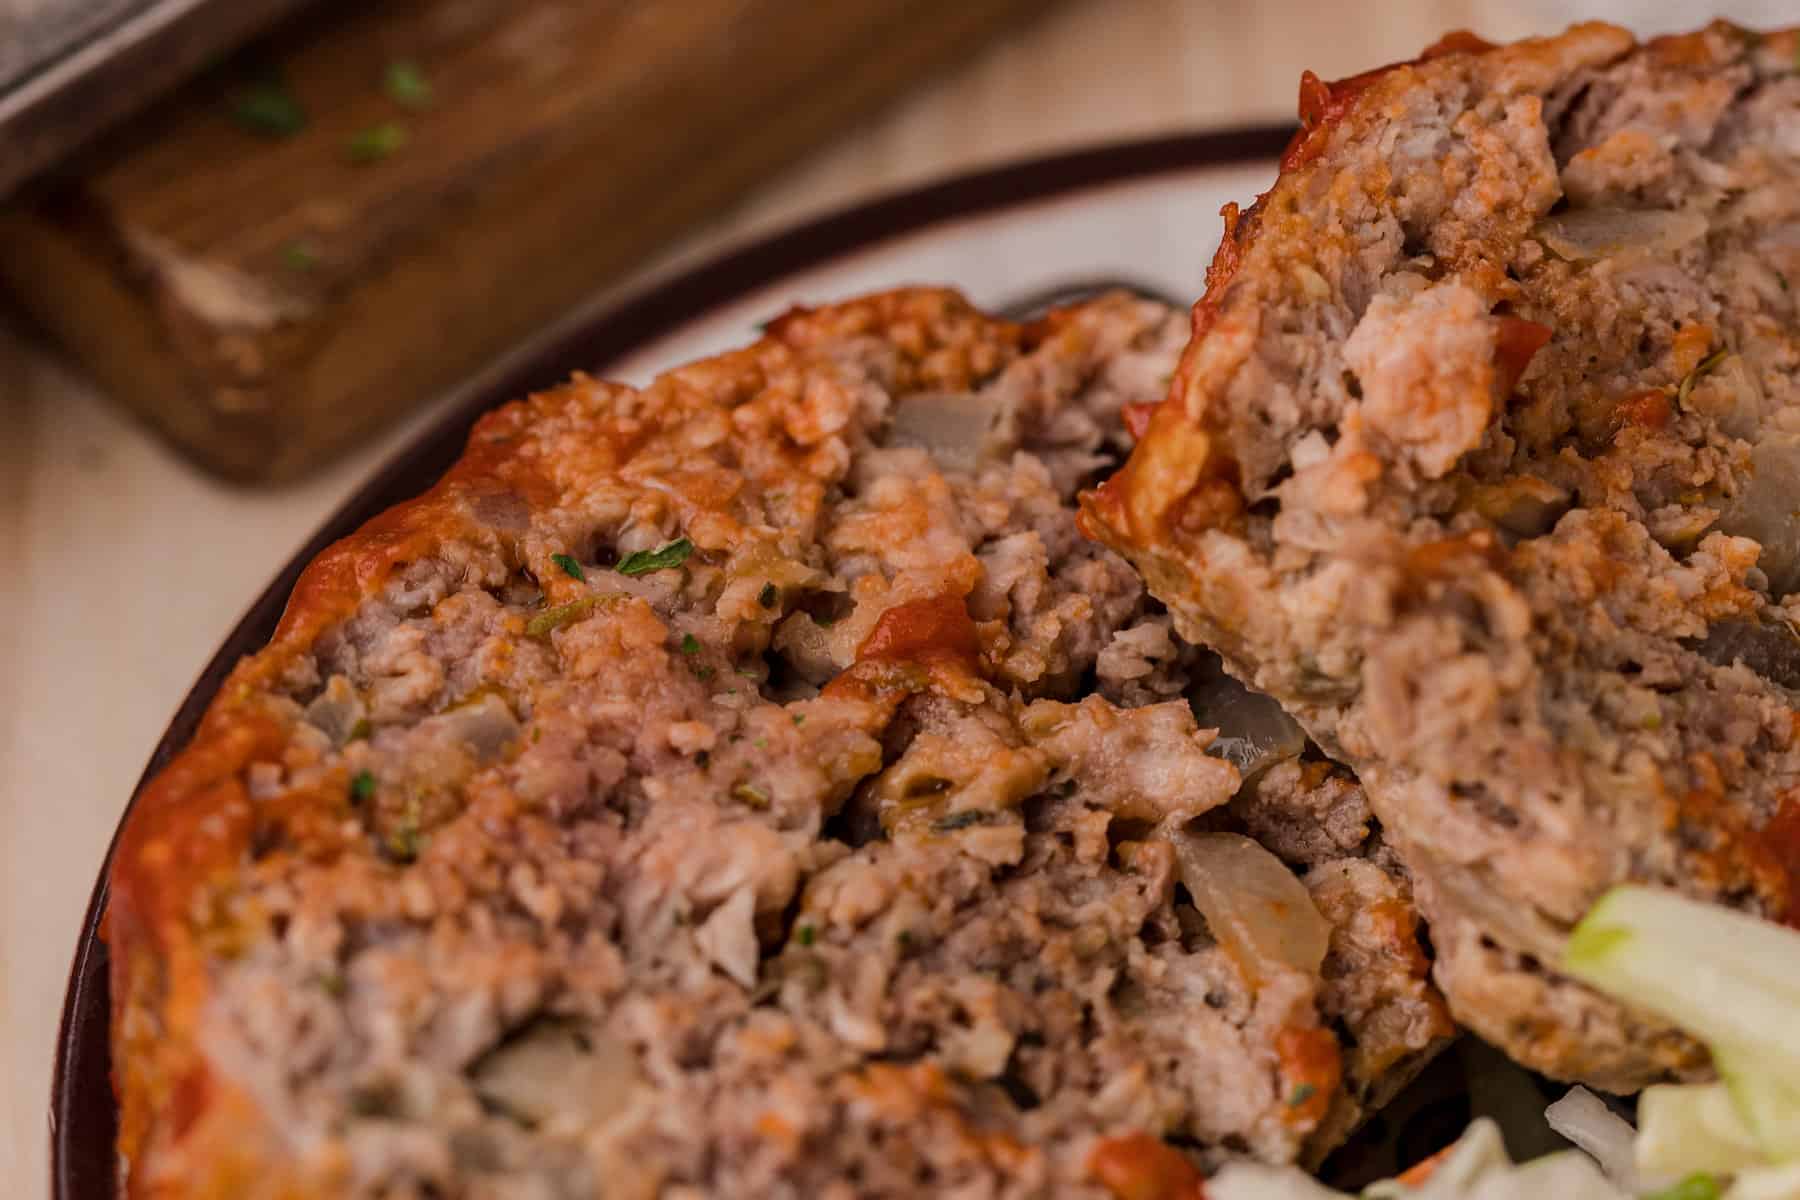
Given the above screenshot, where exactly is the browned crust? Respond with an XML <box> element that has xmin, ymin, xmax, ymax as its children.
<box><xmin>105</xmin><ymin>288</ymin><xmax>1074</xmax><ymax>1198</ymax></box>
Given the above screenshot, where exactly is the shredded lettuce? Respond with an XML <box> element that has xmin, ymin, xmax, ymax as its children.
<box><xmin>1208</xmin><ymin>1120</ymin><xmax>1627</xmax><ymax>1200</ymax></box>
<box><xmin>1563</xmin><ymin>886</ymin><xmax>1800</xmax><ymax>1164</ymax></box>
<box><xmin>1636</xmin><ymin>1084</ymin><xmax>1766</xmax><ymax>1179</ymax></box>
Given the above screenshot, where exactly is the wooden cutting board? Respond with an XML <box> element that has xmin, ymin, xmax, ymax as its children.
<box><xmin>0</xmin><ymin>0</ymin><xmax>1052</xmax><ymax>482</ymax></box>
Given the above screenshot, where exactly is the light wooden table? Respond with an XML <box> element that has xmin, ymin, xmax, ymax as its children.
<box><xmin>2</xmin><ymin>0</ymin><xmax>1779</xmax><ymax>1185</ymax></box>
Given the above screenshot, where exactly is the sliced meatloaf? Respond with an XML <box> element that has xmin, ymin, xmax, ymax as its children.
<box><xmin>108</xmin><ymin>289</ymin><xmax>1449</xmax><ymax>1200</ymax></box>
<box><xmin>1083</xmin><ymin>22</ymin><xmax>1800</xmax><ymax>1092</ymax></box>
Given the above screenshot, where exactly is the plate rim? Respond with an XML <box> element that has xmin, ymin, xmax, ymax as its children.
<box><xmin>49</xmin><ymin>122</ymin><xmax>1294</xmax><ymax>1199</ymax></box>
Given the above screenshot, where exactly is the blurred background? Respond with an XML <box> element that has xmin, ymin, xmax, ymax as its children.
<box><xmin>1</xmin><ymin>0</ymin><xmax>1791</xmax><ymax>1186</ymax></box>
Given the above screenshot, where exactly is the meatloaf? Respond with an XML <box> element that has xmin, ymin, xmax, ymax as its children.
<box><xmin>1082</xmin><ymin>22</ymin><xmax>1800</xmax><ymax>1093</ymax></box>
<box><xmin>108</xmin><ymin>289</ymin><xmax>1449</xmax><ymax>1199</ymax></box>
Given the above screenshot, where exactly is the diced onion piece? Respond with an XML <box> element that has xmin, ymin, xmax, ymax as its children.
<box><xmin>1716</xmin><ymin>433</ymin><xmax>1800</xmax><ymax>597</ymax></box>
<box><xmin>471</xmin><ymin>1020</ymin><xmax>642</xmax><ymax>1128</ymax></box>
<box><xmin>1545</xmin><ymin>1086</ymin><xmax>1642</xmax><ymax>1191</ymax></box>
<box><xmin>443</xmin><ymin>693</ymin><xmax>521</xmax><ymax>762</ymax></box>
<box><xmin>1462</xmin><ymin>475</ymin><xmax>1571</xmax><ymax>538</ymax></box>
<box><xmin>1692</xmin><ymin>619</ymin><xmax>1800</xmax><ymax>693</ymax></box>
<box><xmin>1167</xmin><ymin>830</ymin><xmax>1330</xmax><ymax>988</ymax></box>
<box><xmin>1534</xmin><ymin>208</ymin><xmax>1707</xmax><ymax>263</ymax></box>
<box><xmin>304</xmin><ymin>675</ymin><xmax>366</xmax><ymax>745</ymax></box>
<box><xmin>1684</xmin><ymin>353</ymin><xmax>1766</xmax><ymax>440</ymax></box>
<box><xmin>1190</xmin><ymin>670</ymin><xmax>1307</xmax><ymax>779</ymax></box>
<box><xmin>886</xmin><ymin>392</ymin><xmax>997</xmax><ymax>471</ymax></box>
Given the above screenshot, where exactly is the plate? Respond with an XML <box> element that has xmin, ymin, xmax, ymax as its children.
<box><xmin>51</xmin><ymin>127</ymin><xmax>1302</xmax><ymax>1197</ymax></box>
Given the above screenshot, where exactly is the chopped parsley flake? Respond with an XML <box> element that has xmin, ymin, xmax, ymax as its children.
<box><xmin>616</xmin><ymin>538</ymin><xmax>693</xmax><ymax>576</ymax></box>
<box><xmin>231</xmin><ymin>75</ymin><xmax>306</xmax><ymax>136</ymax></box>
<box><xmin>387</xmin><ymin>823</ymin><xmax>420</xmax><ymax>863</ymax></box>
<box><xmin>680</xmin><ymin>634</ymin><xmax>701</xmax><ymax>655</ymax></box>
<box><xmin>1676</xmin><ymin>348</ymin><xmax>1729</xmax><ymax>407</ymax></box>
<box><xmin>281</xmin><ymin>240</ymin><xmax>318</xmax><ymax>271</ymax></box>
<box><xmin>693</xmin><ymin>666</ymin><xmax>716</xmax><ymax>681</ymax></box>
<box><xmin>550</xmin><ymin>553</ymin><xmax>584</xmax><ymax>580</ymax></box>
<box><xmin>349</xmin><ymin>770</ymin><xmax>376</xmax><ymax>803</ymax></box>
<box><xmin>792</xmin><ymin>713</ymin><xmax>805</xmax><ymax>726</ymax></box>
<box><xmin>733</xmin><ymin>782</ymin><xmax>771</xmax><ymax>808</ymax></box>
<box><xmin>896</xmin><ymin>929</ymin><xmax>913</xmax><ymax>949</ymax></box>
<box><xmin>383</xmin><ymin>60</ymin><xmax>432</xmax><ymax>108</ymax></box>
<box><xmin>736</xmin><ymin>666</ymin><xmax>760</xmax><ymax>679</ymax></box>
<box><xmin>526</xmin><ymin>597</ymin><xmax>598</xmax><ymax>637</ymax></box>
<box><xmin>347</xmin><ymin>121</ymin><xmax>407</xmax><ymax>164</ymax></box>
<box><xmin>1288</xmin><ymin>1083</ymin><xmax>1317</xmax><ymax>1106</ymax></box>
<box><xmin>348</xmin><ymin>719</ymin><xmax>372</xmax><ymax>742</ymax></box>
<box><xmin>758</xmin><ymin>583</ymin><xmax>779</xmax><ymax>608</ymax></box>
<box><xmin>796</xmin><ymin>923</ymin><xmax>816</xmax><ymax>946</ymax></box>
<box><xmin>932</xmin><ymin>809</ymin><xmax>1000</xmax><ymax>833</ymax></box>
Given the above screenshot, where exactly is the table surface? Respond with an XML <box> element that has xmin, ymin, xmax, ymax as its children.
<box><xmin>2</xmin><ymin>0</ymin><xmax>1781</xmax><ymax>1185</ymax></box>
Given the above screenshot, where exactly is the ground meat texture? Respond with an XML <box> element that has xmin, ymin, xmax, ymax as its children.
<box><xmin>1083</xmin><ymin>22</ymin><xmax>1800</xmax><ymax>1091</ymax></box>
<box><xmin>108</xmin><ymin>289</ymin><xmax>1444</xmax><ymax>1200</ymax></box>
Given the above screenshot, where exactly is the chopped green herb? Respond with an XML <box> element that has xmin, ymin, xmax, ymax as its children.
<box><xmin>383</xmin><ymin>60</ymin><xmax>432</xmax><ymax>108</ymax></box>
<box><xmin>733</xmin><ymin>782</ymin><xmax>771</xmax><ymax>808</ymax></box>
<box><xmin>680</xmin><ymin>634</ymin><xmax>701</xmax><ymax>655</ymax></box>
<box><xmin>896</xmin><ymin>929</ymin><xmax>913</xmax><ymax>949</ymax></box>
<box><xmin>1288</xmin><ymin>1083</ymin><xmax>1317</xmax><ymax>1107</ymax></box>
<box><xmin>316</xmin><ymin>970</ymin><xmax>348</xmax><ymax>997</ymax></box>
<box><xmin>387</xmin><ymin>823</ymin><xmax>420</xmax><ymax>863</ymax></box>
<box><xmin>932</xmin><ymin>809</ymin><xmax>1000</xmax><ymax>833</ymax></box>
<box><xmin>792</xmin><ymin>714</ymin><xmax>805</xmax><ymax>726</ymax></box>
<box><xmin>1645</xmin><ymin>1174</ymin><xmax>1723</xmax><ymax>1200</ymax></box>
<box><xmin>231</xmin><ymin>75</ymin><xmax>307</xmax><ymax>136</ymax></box>
<box><xmin>349</xmin><ymin>770</ymin><xmax>376</xmax><ymax>803</ymax></box>
<box><xmin>550</xmin><ymin>553</ymin><xmax>584</xmax><ymax>580</ymax></box>
<box><xmin>348</xmin><ymin>718</ymin><xmax>373</xmax><ymax>742</ymax></box>
<box><xmin>754</xmin><ymin>738</ymin><xmax>768</xmax><ymax>749</ymax></box>
<box><xmin>616</xmin><ymin>537</ymin><xmax>693</xmax><ymax>576</ymax></box>
<box><xmin>693</xmin><ymin>666</ymin><xmax>716</xmax><ymax>681</ymax></box>
<box><xmin>1676</xmin><ymin>348</ymin><xmax>1729</xmax><ymax>408</ymax></box>
<box><xmin>796</xmin><ymin>923</ymin><xmax>816</xmax><ymax>946</ymax></box>
<box><xmin>736</xmin><ymin>666</ymin><xmax>760</xmax><ymax>679</ymax></box>
<box><xmin>530</xmin><ymin>727</ymin><xmax>543</xmax><ymax>744</ymax></box>
<box><xmin>1781</xmin><ymin>272</ymin><xmax>1792</xmax><ymax>294</ymax></box>
<box><xmin>281</xmin><ymin>240</ymin><xmax>318</xmax><ymax>271</ymax></box>
<box><xmin>526</xmin><ymin>596</ymin><xmax>603</xmax><ymax>637</ymax></box>
<box><xmin>758</xmin><ymin>582</ymin><xmax>779</xmax><ymax>608</ymax></box>
<box><xmin>347</xmin><ymin>121</ymin><xmax>407</xmax><ymax>164</ymax></box>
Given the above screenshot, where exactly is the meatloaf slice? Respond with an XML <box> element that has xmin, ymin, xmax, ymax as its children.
<box><xmin>1082</xmin><ymin>22</ymin><xmax>1800</xmax><ymax>1092</ymax></box>
<box><xmin>108</xmin><ymin>289</ymin><xmax>1448</xmax><ymax>1200</ymax></box>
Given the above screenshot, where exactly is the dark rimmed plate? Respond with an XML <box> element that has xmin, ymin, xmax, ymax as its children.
<box><xmin>51</xmin><ymin>126</ymin><xmax>1310</xmax><ymax>1197</ymax></box>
